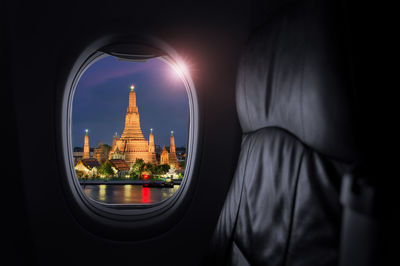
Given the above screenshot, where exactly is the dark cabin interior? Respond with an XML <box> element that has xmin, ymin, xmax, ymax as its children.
<box><xmin>3</xmin><ymin>0</ymin><xmax>396</xmax><ymax>265</ymax></box>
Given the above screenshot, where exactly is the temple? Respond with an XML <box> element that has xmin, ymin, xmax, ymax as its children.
<box><xmin>160</xmin><ymin>146</ymin><xmax>169</xmax><ymax>165</ymax></box>
<box><xmin>168</xmin><ymin>131</ymin><xmax>179</xmax><ymax>169</ymax></box>
<box><xmin>109</xmin><ymin>85</ymin><xmax>157</xmax><ymax>166</ymax></box>
<box><xmin>83</xmin><ymin>129</ymin><xmax>90</xmax><ymax>159</ymax></box>
<box><xmin>75</xmin><ymin>84</ymin><xmax>183</xmax><ymax>172</ymax></box>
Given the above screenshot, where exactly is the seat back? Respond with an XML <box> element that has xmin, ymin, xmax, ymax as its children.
<box><xmin>208</xmin><ymin>1</ymin><xmax>357</xmax><ymax>265</ymax></box>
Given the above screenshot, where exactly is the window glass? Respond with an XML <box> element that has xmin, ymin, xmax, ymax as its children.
<box><xmin>72</xmin><ymin>55</ymin><xmax>189</xmax><ymax>204</ymax></box>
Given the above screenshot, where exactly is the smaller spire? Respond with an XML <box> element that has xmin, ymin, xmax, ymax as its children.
<box><xmin>150</xmin><ymin>128</ymin><xmax>153</xmax><ymax>133</ymax></box>
<box><xmin>171</xmin><ymin>130</ymin><xmax>174</xmax><ymax>136</ymax></box>
<box><xmin>130</xmin><ymin>84</ymin><xmax>135</xmax><ymax>91</ymax></box>
<box><xmin>83</xmin><ymin>129</ymin><xmax>90</xmax><ymax>159</ymax></box>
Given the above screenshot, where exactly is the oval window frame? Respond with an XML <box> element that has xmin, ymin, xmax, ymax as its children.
<box><xmin>58</xmin><ymin>35</ymin><xmax>200</xmax><ymax>240</ymax></box>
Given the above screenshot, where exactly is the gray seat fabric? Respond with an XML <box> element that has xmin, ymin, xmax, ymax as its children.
<box><xmin>211</xmin><ymin>128</ymin><xmax>348</xmax><ymax>266</ymax></box>
<box><xmin>206</xmin><ymin>1</ymin><xmax>357</xmax><ymax>265</ymax></box>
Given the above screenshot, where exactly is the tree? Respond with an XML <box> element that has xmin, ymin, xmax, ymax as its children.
<box><xmin>150</xmin><ymin>165</ymin><xmax>161</xmax><ymax>175</ymax></box>
<box><xmin>130</xmin><ymin>159</ymin><xmax>145</xmax><ymax>178</ymax></box>
<box><xmin>129</xmin><ymin>171</ymin><xmax>140</xmax><ymax>180</ymax></box>
<box><xmin>159</xmin><ymin>164</ymin><xmax>170</xmax><ymax>174</ymax></box>
<box><xmin>75</xmin><ymin>170</ymin><xmax>84</xmax><ymax>179</ymax></box>
<box><xmin>98</xmin><ymin>161</ymin><xmax>114</xmax><ymax>178</ymax></box>
<box><xmin>144</xmin><ymin>163</ymin><xmax>155</xmax><ymax>174</ymax></box>
<box><xmin>179</xmin><ymin>161</ymin><xmax>186</xmax><ymax>169</ymax></box>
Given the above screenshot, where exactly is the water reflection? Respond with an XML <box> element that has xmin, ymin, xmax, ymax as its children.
<box><xmin>82</xmin><ymin>184</ymin><xmax>180</xmax><ymax>204</ymax></box>
<box><xmin>124</xmin><ymin>185</ymin><xmax>132</xmax><ymax>201</ymax></box>
<box><xmin>99</xmin><ymin>184</ymin><xmax>106</xmax><ymax>201</ymax></box>
<box><xmin>142</xmin><ymin>187</ymin><xmax>150</xmax><ymax>204</ymax></box>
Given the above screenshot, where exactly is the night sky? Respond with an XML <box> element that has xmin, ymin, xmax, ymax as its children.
<box><xmin>72</xmin><ymin>56</ymin><xmax>189</xmax><ymax>149</ymax></box>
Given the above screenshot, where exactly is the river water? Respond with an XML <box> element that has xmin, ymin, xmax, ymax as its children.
<box><xmin>81</xmin><ymin>184</ymin><xmax>180</xmax><ymax>204</ymax></box>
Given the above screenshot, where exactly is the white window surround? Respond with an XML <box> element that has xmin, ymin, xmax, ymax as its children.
<box><xmin>57</xmin><ymin>36</ymin><xmax>199</xmax><ymax>240</ymax></box>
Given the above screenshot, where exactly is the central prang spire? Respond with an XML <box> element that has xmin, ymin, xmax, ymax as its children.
<box><xmin>127</xmin><ymin>84</ymin><xmax>138</xmax><ymax>112</ymax></box>
<box><xmin>109</xmin><ymin>84</ymin><xmax>157</xmax><ymax>166</ymax></box>
<box><xmin>120</xmin><ymin>84</ymin><xmax>145</xmax><ymax>140</ymax></box>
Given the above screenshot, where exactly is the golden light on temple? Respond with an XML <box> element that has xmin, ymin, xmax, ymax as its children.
<box><xmin>110</xmin><ymin>84</ymin><xmax>157</xmax><ymax>165</ymax></box>
<box><xmin>83</xmin><ymin>128</ymin><xmax>90</xmax><ymax>159</ymax></box>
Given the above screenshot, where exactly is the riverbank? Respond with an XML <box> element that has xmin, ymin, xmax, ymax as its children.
<box><xmin>79</xmin><ymin>179</ymin><xmax>182</xmax><ymax>185</ymax></box>
<box><xmin>82</xmin><ymin>184</ymin><xmax>180</xmax><ymax>204</ymax></box>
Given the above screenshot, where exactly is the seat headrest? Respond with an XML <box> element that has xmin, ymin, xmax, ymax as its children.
<box><xmin>236</xmin><ymin>1</ymin><xmax>357</xmax><ymax>162</ymax></box>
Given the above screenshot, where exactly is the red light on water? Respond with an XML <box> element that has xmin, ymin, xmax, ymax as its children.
<box><xmin>142</xmin><ymin>187</ymin><xmax>150</xmax><ymax>203</ymax></box>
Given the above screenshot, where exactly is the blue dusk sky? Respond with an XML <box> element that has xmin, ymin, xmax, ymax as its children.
<box><xmin>72</xmin><ymin>56</ymin><xmax>189</xmax><ymax>149</ymax></box>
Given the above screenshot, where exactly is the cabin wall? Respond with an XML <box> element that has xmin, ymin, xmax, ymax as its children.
<box><xmin>7</xmin><ymin>1</ymin><xmax>387</xmax><ymax>266</ymax></box>
<box><xmin>3</xmin><ymin>0</ymin><xmax>259</xmax><ymax>265</ymax></box>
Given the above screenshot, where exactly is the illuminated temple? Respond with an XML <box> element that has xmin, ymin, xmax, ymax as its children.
<box><xmin>75</xmin><ymin>84</ymin><xmax>182</xmax><ymax>172</ymax></box>
<box><xmin>109</xmin><ymin>85</ymin><xmax>157</xmax><ymax>166</ymax></box>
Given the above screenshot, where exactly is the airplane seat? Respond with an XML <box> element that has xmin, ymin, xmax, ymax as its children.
<box><xmin>204</xmin><ymin>1</ymin><xmax>358</xmax><ymax>265</ymax></box>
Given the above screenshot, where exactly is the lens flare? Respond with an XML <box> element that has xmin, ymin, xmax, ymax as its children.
<box><xmin>170</xmin><ymin>60</ymin><xmax>189</xmax><ymax>81</ymax></box>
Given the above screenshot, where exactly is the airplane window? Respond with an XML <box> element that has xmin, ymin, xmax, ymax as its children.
<box><xmin>71</xmin><ymin>55</ymin><xmax>189</xmax><ymax>205</ymax></box>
